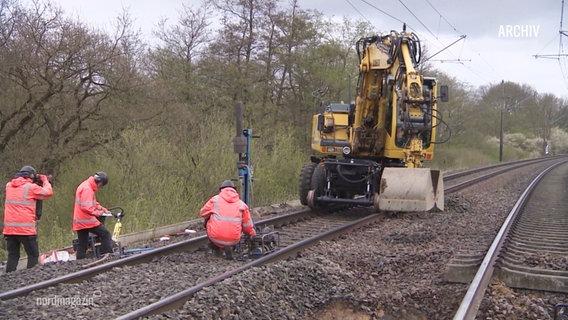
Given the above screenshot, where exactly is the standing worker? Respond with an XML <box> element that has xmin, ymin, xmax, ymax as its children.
<box><xmin>200</xmin><ymin>180</ymin><xmax>256</xmax><ymax>260</ymax></box>
<box><xmin>72</xmin><ymin>172</ymin><xmax>114</xmax><ymax>259</ymax></box>
<box><xmin>3</xmin><ymin>166</ymin><xmax>53</xmax><ymax>273</ymax></box>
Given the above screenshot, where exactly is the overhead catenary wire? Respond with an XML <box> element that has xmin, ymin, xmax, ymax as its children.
<box><xmin>422</xmin><ymin>35</ymin><xmax>467</xmax><ymax>63</ymax></box>
<box><xmin>345</xmin><ymin>0</ymin><xmax>371</xmax><ymax>24</ymax></box>
<box><xmin>354</xmin><ymin>0</ymin><xmax>462</xmax><ymax>61</ymax></box>
<box><xmin>425</xmin><ymin>0</ymin><xmax>463</xmax><ymax>35</ymax></box>
<box><xmin>397</xmin><ymin>0</ymin><xmax>438</xmax><ymax>40</ymax></box>
<box><xmin>534</xmin><ymin>0</ymin><xmax>568</xmax><ymax>90</ymax></box>
<box><xmin>397</xmin><ymin>0</ymin><xmax>504</xmax><ymax>84</ymax></box>
<box><xmin>350</xmin><ymin>0</ymin><xmax>503</xmax><ymax>85</ymax></box>
<box><xmin>358</xmin><ymin>0</ymin><xmax>406</xmax><ymax>26</ymax></box>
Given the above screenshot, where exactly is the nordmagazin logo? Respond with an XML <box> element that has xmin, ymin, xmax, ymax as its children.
<box><xmin>498</xmin><ymin>25</ymin><xmax>540</xmax><ymax>38</ymax></box>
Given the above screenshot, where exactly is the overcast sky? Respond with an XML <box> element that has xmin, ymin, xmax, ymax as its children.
<box><xmin>47</xmin><ymin>0</ymin><xmax>567</xmax><ymax>99</ymax></box>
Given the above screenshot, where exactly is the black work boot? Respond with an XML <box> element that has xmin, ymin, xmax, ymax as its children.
<box><xmin>208</xmin><ymin>243</ymin><xmax>222</xmax><ymax>257</ymax></box>
<box><xmin>224</xmin><ymin>246</ymin><xmax>234</xmax><ymax>260</ymax></box>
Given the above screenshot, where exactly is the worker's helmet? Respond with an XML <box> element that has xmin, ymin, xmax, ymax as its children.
<box><xmin>219</xmin><ymin>180</ymin><xmax>236</xmax><ymax>191</ymax></box>
<box><xmin>94</xmin><ymin>172</ymin><xmax>109</xmax><ymax>186</ymax></box>
<box><xmin>19</xmin><ymin>165</ymin><xmax>37</xmax><ymax>178</ymax></box>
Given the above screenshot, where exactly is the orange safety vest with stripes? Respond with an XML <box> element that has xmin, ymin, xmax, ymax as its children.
<box><xmin>3</xmin><ymin>176</ymin><xmax>53</xmax><ymax>236</ymax></box>
<box><xmin>200</xmin><ymin>187</ymin><xmax>256</xmax><ymax>248</ymax></box>
<box><xmin>72</xmin><ymin>176</ymin><xmax>107</xmax><ymax>231</ymax></box>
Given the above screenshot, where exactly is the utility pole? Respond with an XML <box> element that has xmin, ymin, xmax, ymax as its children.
<box><xmin>500</xmin><ymin>80</ymin><xmax>505</xmax><ymax>162</ymax></box>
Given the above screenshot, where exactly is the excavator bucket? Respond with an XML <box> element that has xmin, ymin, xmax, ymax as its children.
<box><xmin>375</xmin><ymin>168</ymin><xmax>444</xmax><ymax>212</ymax></box>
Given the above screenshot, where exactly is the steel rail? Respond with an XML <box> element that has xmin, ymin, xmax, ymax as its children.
<box><xmin>444</xmin><ymin>158</ymin><xmax>556</xmax><ymax>193</ymax></box>
<box><xmin>0</xmin><ymin>209</ymin><xmax>313</xmax><ymax>300</ymax></box>
<box><xmin>116</xmin><ymin>213</ymin><xmax>382</xmax><ymax>320</ymax></box>
<box><xmin>453</xmin><ymin>160</ymin><xmax>566</xmax><ymax>320</ymax></box>
<box><xmin>0</xmin><ymin>158</ymin><xmax>556</xmax><ymax>301</ymax></box>
<box><xmin>443</xmin><ymin>156</ymin><xmax>561</xmax><ymax>180</ymax></box>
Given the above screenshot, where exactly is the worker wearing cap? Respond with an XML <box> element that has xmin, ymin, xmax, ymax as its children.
<box><xmin>200</xmin><ymin>180</ymin><xmax>256</xmax><ymax>260</ymax></box>
<box><xmin>72</xmin><ymin>172</ymin><xmax>114</xmax><ymax>259</ymax></box>
<box><xmin>3</xmin><ymin>165</ymin><xmax>53</xmax><ymax>273</ymax></box>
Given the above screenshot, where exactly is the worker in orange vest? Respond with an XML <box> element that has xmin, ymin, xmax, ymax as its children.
<box><xmin>3</xmin><ymin>166</ymin><xmax>53</xmax><ymax>273</ymax></box>
<box><xmin>200</xmin><ymin>180</ymin><xmax>256</xmax><ymax>260</ymax></box>
<box><xmin>72</xmin><ymin>172</ymin><xmax>114</xmax><ymax>259</ymax></box>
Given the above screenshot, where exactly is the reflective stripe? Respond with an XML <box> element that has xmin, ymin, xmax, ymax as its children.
<box><xmin>210</xmin><ymin>237</ymin><xmax>241</xmax><ymax>246</ymax></box>
<box><xmin>209</xmin><ymin>195</ymin><xmax>244</xmax><ymax>223</ymax></box>
<box><xmin>210</xmin><ymin>196</ymin><xmax>243</xmax><ymax>222</ymax></box>
<box><xmin>213</xmin><ymin>195</ymin><xmax>219</xmax><ymax>214</ymax></box>
<box><xmin>4</xmin><ymin>222</ymin><xmax>36</xmax><ymax>227</ymax></box>
<box><xmin>242</xmin><ymin>221</ymin><xmax>254</xmax><ymax>227</ymax></box>
<box><xmin>22</xmin><ymin>183</ymin><xmax>31</xmax><ymax>202</ymax></box>
<box><xmin>75</xmin><ymin>199</ymin><xmax>97</xmax><ymax>207</ymax></box>
<box><xmin>5</xmin><ymin>199</ymin><xmax>35</xmax><ymax>206</ymax></box>
<box><xmin>6</xmin><ymin>182</ymin><xmax>35</xmax><ymax>206</ymax></box>
<box><xmin>73</xmin><ymin>218</ymin><xmax>98</xmax><ymax>223</ymax></box>
<box><xmin>211</xmin><ymin>214</ymin><xmax>242</xmax><ymax>223</ymax></box>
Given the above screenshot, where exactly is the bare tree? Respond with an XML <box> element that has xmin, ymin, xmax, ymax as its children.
<box><xmin>0</xmin><ymin>1</ymin><xmax>149</xmax><ymax>173</ymax></box>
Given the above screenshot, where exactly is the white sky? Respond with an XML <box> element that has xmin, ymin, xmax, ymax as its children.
<box><xmin>46</xmin><ymin>0</ymin><xmax>568</xmax><ymax>99</ymax></box>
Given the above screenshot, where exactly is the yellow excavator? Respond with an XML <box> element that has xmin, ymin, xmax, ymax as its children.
<box><xmin>299</xmin><ymin>25</ymin><xmax>448</xmax><ymax>212</ymax></box>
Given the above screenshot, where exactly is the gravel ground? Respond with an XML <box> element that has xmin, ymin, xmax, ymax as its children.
<box><xmin>2</xmin><ymin>163</ymin><xmax>567</xmax><ymax>319</ymax></box>
<box><xmin>155</xmin><ymin>163</ymin><xmax>568</xmax><ymax>320</ymax></box>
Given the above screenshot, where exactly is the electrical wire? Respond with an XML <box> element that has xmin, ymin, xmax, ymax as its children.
<box><xmin>425</xmin><ymin>0</ymin><xmax>462</xmax><ymax>35</ymax></box>
<box><xmin>397</xmin><ymin>0</ymin><xmax>437</xmax><ymax>40</ymax></box>
<box><xmin>534</xmin><ymin>0</ymin><xmax>568</xmax><ymax>91</ymax></box>
<box><xmin>400</xmin><ymin>0</ymin><xmax>505</xmax><ymax>85</ymax></box>
<box><xmin>345</xmin><ymin>0</ymin><xmax>371</xmax><ymax>25</ymax></box>
<box><xmin>358</xmin><ymin>0</ymin><xmax>406</xmax><ymax>26</ymax></box>
<box><xmin>351</xmin><ymin>0</ymin><xmax>503</xmax><ymax>88</ymax></box>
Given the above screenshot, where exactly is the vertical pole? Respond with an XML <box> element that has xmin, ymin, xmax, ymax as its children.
<box><xmin>500</xmin><ymin>80</ymin><xmax>504</xmax><ymax>162</ymax></box>
<box><xmin>348</xmin><ymin>74</ymin><xmax>352</xmax><ymax>103</ymax></box>
<box><xmin>233</xmin><ymin>101</ymin><xmax>252</xmax><ymax>206</ymax></box>
<box><xmin>233</xmin><ymin>101</ymin><xmax>247</xmax><ymax>203</ymax></box>
<box><xmin>240</xmin><ymin>129</ymin><xmax>252</xmax><ymax>206</ymax></box>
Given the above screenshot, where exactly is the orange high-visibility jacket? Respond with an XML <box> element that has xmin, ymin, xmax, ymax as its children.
<box><xmin>3</xmin><ymin>176</ymin><xmax>53</xmax><ymax>236</ymax></box>
<box><xmin>200</xmin><ymin>188</ymin><xmax>256</xmax><ymax>248</ymax></box>
<box><xmin>72</xmin><ymin>176</ymin><xmax>107</xmax><ymax>231</ymax></box>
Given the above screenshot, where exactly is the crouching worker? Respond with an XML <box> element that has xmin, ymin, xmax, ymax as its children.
<box><xmin>200</xmin><ymin>180</ymin><xmax>256</xmax><ymax>260</ymax></box>
<box><xmin>72</xmin><ymin>172</ymin><xmax>114</xmax><ymax>259</ymax></box>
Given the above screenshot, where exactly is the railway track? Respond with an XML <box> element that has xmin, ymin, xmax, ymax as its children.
<box><xmin>1</xmin><ymin>156</ymin><xmax>566</xmax><ymax>319</ymax></box>
<box><xmin>452</xmin><ymin>159</ymin><xmax>568</xmax><ymax>319</ymax></box>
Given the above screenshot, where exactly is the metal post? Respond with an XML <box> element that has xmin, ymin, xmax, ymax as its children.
<box><xmin>239</xmin><ymin>129</ymin><xmax>252</xmax><ymax>206</ymax></box>
<box><xmin>500</xmin><ymin>80</ymin><xmax>504</xmax><ymax>162</ymax></box>
<box><xmin>233</xmin><ymin>101</ymin><xmax>253</xmax><ymax>207</ymax></box>
<box><xmin>499</xmin><ymin>109</ymin><xmax>503</xmax><ymax>162</ymax></box>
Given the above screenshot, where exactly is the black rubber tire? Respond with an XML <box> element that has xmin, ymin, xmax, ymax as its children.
<box><xmin>310</xmin><ymin>164</ymin><xmax>326</xmax><ymax>197</ymax></box>
<box><xmin>299</xmin><ymin>162</ymin><xmax>317</xmax><ymax>205</ymax></box>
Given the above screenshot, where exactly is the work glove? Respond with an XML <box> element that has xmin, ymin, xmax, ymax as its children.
<box><xmin>101</xmin><ymin>212</ymin><xmax>114</xmax><ymax>217</ymax></box>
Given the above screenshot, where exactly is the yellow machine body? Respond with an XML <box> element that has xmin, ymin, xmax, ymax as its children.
<box><xmin>300</xmin><ymin>27</ymin><xmax>445</xmax><ymax>212</ymax></box>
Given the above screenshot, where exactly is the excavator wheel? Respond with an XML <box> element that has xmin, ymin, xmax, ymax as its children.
<box><xmin>307</xmin><ymin>164</ymin><xmax>327</xmax><ymax>210</ymax></box>
<box><xmin>373</xmin><ymin>192</ymin><xmax>381</xmax><ymax>212</ymax></box>
<box><xmin>307</xmin><ymin>190</ymin><xmax>316</xmax><ymax>209</ymax></box>
<box><xmin>299</xmin><ymin>162</ymin><xmax>317</xmax><ymax>206</ymax></box>
<box><xmin>310</xmin><ymin>164</ymin><xmax>326</xmax><ymax>199</ymax></box>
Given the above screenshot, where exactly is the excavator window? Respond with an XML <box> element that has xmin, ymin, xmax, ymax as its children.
<box><xmin>327</xmin><ymin>103</ymin><xmax>350</xmax><ymax>113</ymax></box>
<box><xmin>317</xmin><ymin>114</ymin><xmax>325</xmax><ymax>131</ymax></box>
